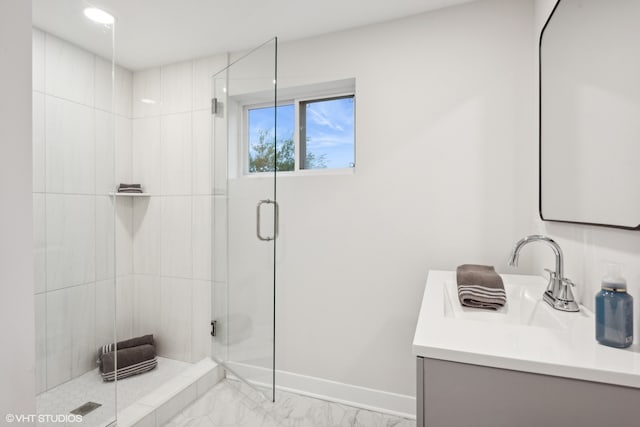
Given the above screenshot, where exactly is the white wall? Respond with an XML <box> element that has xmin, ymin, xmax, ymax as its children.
<box><xmin>130</xmin><ymin>54</ymin><xmax>227</xmax><ymax>363</ymax></box>
<box><xmin>269</xmin><ymin>0</ymin><xmax>536</xmax><ymax>405</ymax></box>
<box><xmin>0</xmin><ymin>0</ymin><xmax>36</xmax><ymax>419</ymax></box>
<box><xmin>32</xmin><ymin>28</ymin><xmax>134</xmax><ymax>393</ymax></box>
<box><xmin>533</xmin><ymin>0</ymin><xmax>640</xmax><ymax>345</ymax></box>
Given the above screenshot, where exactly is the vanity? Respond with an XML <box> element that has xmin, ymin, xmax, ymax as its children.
<box><xmin>412</xmin><ymin>271</ymin><xmax>640</xmax><ymax>427</ymax></box>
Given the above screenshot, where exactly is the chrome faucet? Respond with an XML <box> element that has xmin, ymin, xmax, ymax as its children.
<box><xmin>508</xmin><ymin>235</ymin><xmax>579</xmax><ymax>312</ymax></box>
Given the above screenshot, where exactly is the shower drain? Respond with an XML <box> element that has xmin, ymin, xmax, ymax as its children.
<box><xmin>70</xmin><ymin>401</ymin><xmax>101</xmax><ymax>416</ymax></box>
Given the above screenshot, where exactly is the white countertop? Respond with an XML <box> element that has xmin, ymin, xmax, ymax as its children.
<box><xmin>412</xmin><ymin>270</ymin><xmax>640</xmax><ymax>388</ymax></box>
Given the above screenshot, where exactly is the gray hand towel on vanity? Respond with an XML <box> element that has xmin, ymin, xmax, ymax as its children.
<box><xmin>456</xmin><ymin>264</ymin><xmax>506</xmax><ymax>310</ymax></box>
<box><xmin>100</xmin><ymin>344</ymin><xmax>157</xmax><ymax>382</ymax></box>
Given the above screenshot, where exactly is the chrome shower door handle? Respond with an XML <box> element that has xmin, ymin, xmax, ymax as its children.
<box><xmin>256</xmin><ymin>199</ymin><xmax>279</xmax><ymax>241</ymax></box>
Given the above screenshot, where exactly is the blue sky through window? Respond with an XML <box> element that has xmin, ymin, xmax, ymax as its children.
<box><xmin>304</xmin><ymin>96</ymin><xmax>354</xmax><ymax>169</ymax></box>
<box><xmin>248</xmin><ymin>104</ymin><xmax>295</xmax><ymax>147</ymax></box>
<box><xmin>248</xmin><ymin>96</ymin><xmax>354</xmax><ymax>171</ymax></box>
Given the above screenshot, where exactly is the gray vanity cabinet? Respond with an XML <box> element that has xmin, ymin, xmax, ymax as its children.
<box><xmin>416</xmin><ymin>357</ymin><xmax>640</xmax><ymax>427</ymax></box>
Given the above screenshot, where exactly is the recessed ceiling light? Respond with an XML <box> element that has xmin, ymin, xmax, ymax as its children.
<box><xmin>84</xmin><ymin>7</ymin><xmax>115</xmax><ymax>25</ymax></box>
<box><xmin>140</xmin><ymin>98</ymin><xmax>157</xmax><ymax>105</ymax></box>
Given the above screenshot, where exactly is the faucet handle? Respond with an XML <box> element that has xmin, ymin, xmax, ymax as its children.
<box><xmin>543</xmin><ymin>268</ymin><xmax>559</xmax><ymax>294</ymax></box>
<box><xmin>560</xmin><ymin>277</ymin><xmax>575</xmax><ymax>287</ymax></box>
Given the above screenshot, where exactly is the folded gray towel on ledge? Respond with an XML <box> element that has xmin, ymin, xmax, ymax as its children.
<box><xmin>97</xmin><ymin>334</ymin><xmax>154</xmax><ymax>370</ymax></box>
<box><xmin>98</xmin><ymin>334</ymin><xmax>154</xmax><ymax>357</ymax></box>
<box><xmin>456</xmin><ymin>264</ymin><xmax>506</xmax><ymax>310</ymax></box>
<box><xmin>100</xmin><ymin>344</ymin><xmax>157</xmax><ymax>381</ymax></box>
<box><xmin>117</xmin><ymin>183</ymin><xmax>143</xmax><ymax>193</ymax></box>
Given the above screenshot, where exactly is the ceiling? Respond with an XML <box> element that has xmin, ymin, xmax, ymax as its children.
<box><xmin>33</xmin><ymin>0</ymin><xmax>475</xmax><ymax>70</ymax></box>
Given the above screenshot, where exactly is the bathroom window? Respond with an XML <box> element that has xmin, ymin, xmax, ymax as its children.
<box><xmin>299</xmin><ymin>95</ymin><xmax>355</xmax><ymax>170</ymax></box>
<box><xmin>245</xmin><ymin>83</ymin><xmax>355</xmax><ymax>174</ymax></box>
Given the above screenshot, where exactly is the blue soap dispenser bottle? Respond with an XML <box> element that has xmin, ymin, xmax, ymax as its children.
<box><xmin>595</xmin><ymin>263</ymin><xmax>633</xmax><ymax>348</ymax></box>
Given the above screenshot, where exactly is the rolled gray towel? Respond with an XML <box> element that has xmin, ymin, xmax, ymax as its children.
<box><xmin>118</xmin><ymin>183</ymin><xmax>141</xmax><ymax>189</ymax></box>
<box><xmin>100</xmin><ymin>344</ymin><xmax>157</xmax><ymax>382</ymax></box>
<box><xmin>456</xmin><ymin>264</ymin><xmax>506</xmax><ymax>310</ymax></box>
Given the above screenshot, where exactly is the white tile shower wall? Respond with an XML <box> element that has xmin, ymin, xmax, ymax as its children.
<box><xmin>160</xmin><ymin>197</ymin><xmax>193</xmax><ymax>278</ymax></box>
<box><xmin>159</xmin><ymin>277</ymin><xmax>193</xmax><ymax>361</ymax></box>
<box><xmin>161</xmin><ymin>113</ymin><xmax>193</xmax><ymax>195</ymax></box>
<box><xmin>132</xmin><ymin>117</ymin><xmax>162</xmax><ymax>194</ymax></box>
<box><xmin>95</xmin><ymin>56</ymin><xmax>115</xmax><ymax>113</ymax></box>
<box><xmin>45</xmin><ymin>96</ymin><xmax>95</xmax><ymax>194</ymax></box>
<box><xmin>116</xmin><ymin>116</ymin><xmax>134</xmax><ymax>186</ymax></box>
<box><xmin>133</xmin><ymin>197</ymin><xmax>162</xmax><ymax>275</ymax></box>
<box><xmin>34</xmin><ymin>28</ymin><xmax>136</xmax><ymax>391</ymax></box>
<box><xmin>34</xmin><ymin>294</ymin><xmax>46</xmax><ymax>394</ymax></box>
<box><xmin>191</xmin><ymin>111</ymin><xmax>212</xmax><ymax>196</ymax></box>
<box><xmin>132</xmin><ymin>274</ymin><xmax>161</xmax><ymax>340</ymax></box>
<box><xmin>130</xmin><ymin>54</ymin><xmax>226</xmax><ymax>364</ymax></box>
<box><xmin>531</xmin><ymin>0</ymin><xmax>640</xmax><ymax>338</ymax></box>
<box><xmin>96</xmin><ymin>197</ymin><xmax>116</xmax><ymax>282</ymax></box>
<box><xmin>33</xmin><ymin>193</ymin><xmax>46</xmax><ymax>295</ymax></box>
<box><xmin>95</xmin><ymin>279</ymin><xmax>117</xmax><ymax>350</ymax></box>
<box><xmin>191</xmin><ymin>196</ymin><xmax>212</xmax><ymax>281</ymax></box>
<box><xmin>32</xmin><ymin>91</ymin><xmax>45</xmax><ymax>193</ymax></box>
<box><xmin>116</xmin><ymin>197</ymin><xmax>135</xmax><ymax>277</ymax></box>
<box><xmin>32</xmin><ymin>27</ymin><xmax>45</xmax><ymax>92</ymax></box>
<box><xmin>45</xmin><ymin>194</ymin><xmax>96</xmax><ymax>291</ymax></box>
<box><xmin>45</xmin><ymin>33</ymin><xmax>94</xmax><ymax>106</ymax></box>
<box><xmin>161</xmin><ymin>62</ymin><xmax>193</xmax><ymax>115</ymax></box>
<box><xmin>46</xmin><ymin>285</ymin><xmax>98</xmax><ymax>388</ymax></box>
<box><xmin>96</xmin><ymin>110</ymin><xmax>116</xmax><ymax>195</ymax></box>
<box><xmin>133</xmin><ymin>68</ymin><xmax>162</xmax><ymax>118</ymax></box>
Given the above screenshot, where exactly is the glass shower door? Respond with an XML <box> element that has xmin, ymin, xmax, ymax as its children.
<box><xmin>211</xmin><ymin>38</ymin><xmax>277</xmax><ymax>400</ymax></box>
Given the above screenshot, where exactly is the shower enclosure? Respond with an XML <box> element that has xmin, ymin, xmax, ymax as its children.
<box><xmin>33</xmin><ymin>0</ymin><xmax>280</xmax><ymax>421</ymax></box>
<box><xmin>211</xmin><ymin>38</ymin><xmax>279</xmax><ymax>401</ymax></box>
<box><xmin>32</xmin><ymin>0</ymin><xmax>118</xmax><ymax>425</ymax></box>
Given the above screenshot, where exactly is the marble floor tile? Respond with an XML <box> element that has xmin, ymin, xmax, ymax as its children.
<box><xmin>164</xmin><ymin>379</ymin><xmax>416</xmax><ymax>427</ymax></box>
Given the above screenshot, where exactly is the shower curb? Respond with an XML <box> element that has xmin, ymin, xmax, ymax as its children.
<box><xmin>115</xmin><ymin>358</ymin><xmax>224</xmax><ymax>426</ymax></box>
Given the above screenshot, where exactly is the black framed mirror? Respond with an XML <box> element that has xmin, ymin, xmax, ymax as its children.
<box><xmin>540</xmin><ymin>0</ymin><xmax>640</xmax><ymax>230</ymax></box>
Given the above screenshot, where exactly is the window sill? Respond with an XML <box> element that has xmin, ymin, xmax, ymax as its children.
<box><xmin>241</xmin><ymin>167</ymin><xmax>356</xmax><ymax>179</ymax></box>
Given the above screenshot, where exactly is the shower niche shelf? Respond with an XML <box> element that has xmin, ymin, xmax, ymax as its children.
<box><xmin>108</xmin><ymin>192</ymin><xmax>151</xmax><ymax>197</ymax></box>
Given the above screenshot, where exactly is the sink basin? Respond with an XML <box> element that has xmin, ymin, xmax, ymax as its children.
<box><xmin>443</xmin><ymin>279</ymin><xmax>567</xmax><ymax>330</ymax></box>
<box><xmin>413</xmin><ymin>271</ymin><xmax>640</xmax><ymax>391</ymax></box>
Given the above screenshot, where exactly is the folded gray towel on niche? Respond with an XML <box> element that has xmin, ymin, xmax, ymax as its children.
<box><xmin>117</xmin><ymin>183</ymin><xmax>143</xmax><ymax>193</ymax></box>
<box><xmin>100</xmin><ymin>344</ymin><xmax>157</xmax><ymax>381</ymax></box>
<box><xmin>456</xmin><ymin>264</ymin><xmax>506</xmax><ymax>310</ymax></box>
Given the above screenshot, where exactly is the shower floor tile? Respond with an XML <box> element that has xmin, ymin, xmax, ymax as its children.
<box><xmin>165</xmin><ymin>379</ymin><xmax>416</xmax><ymax>427</ymax></box>
<box><xmin>36</xmin><ymin>357</ymin><xmax>192</xmax><ymax>427</ymax></box>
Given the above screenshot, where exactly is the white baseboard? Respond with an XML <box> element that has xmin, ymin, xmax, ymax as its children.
<box><xmin>226</xmin><ymin>362</ymin><xmax>416</xmax><ymax>420</ymax></box>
